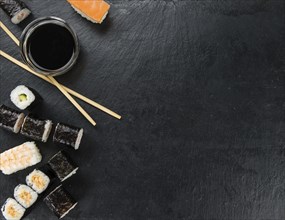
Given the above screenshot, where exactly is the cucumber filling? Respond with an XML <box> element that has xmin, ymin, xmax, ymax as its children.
<box><xmin>19</xmin><ymin>94</ymin><xmax>27</xmax><ymax>102</ymax></box>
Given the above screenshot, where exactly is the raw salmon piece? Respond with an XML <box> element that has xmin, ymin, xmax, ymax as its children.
<box><xmin>67</xmin><ymin>0</ymin><xmax>110</xmax><ymax>24</ymax></box>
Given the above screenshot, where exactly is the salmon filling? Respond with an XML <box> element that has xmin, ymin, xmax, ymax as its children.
<box><xmin>7</xmin><ymin>206</ymin><xmax>17</xmax><ymax>217</ymax></box>
<box><xmin>19</xmin><ymin>191</ymin><xmax>32</xmax><ymax>205</ymax></box>
<box><xmin>32</xmin><ymin>175</ymin><xmax>45</xmax><ymax>189</ymax></box>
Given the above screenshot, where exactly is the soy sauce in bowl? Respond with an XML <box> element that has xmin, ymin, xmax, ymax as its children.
<box><xmin>20</xmin><ymin>17</ymin><xmax>79</xmax><ymax>76</ymax></box>
<box><xmin>28</xmin><ymin>23</ymin><xmax>75</xmax><ymax>70</ymax></box>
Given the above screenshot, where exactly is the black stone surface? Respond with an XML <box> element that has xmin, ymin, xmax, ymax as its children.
<box><xmin>0</xmin><ymin>0</ymin><xmax>285</xmax><ymax>219</ymax></box>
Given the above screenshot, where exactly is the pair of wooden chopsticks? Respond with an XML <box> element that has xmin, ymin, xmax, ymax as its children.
<box><xmin>0</xmin><ymin>21</ymin><xmax>121</xmax><ymax>126</ymax></box>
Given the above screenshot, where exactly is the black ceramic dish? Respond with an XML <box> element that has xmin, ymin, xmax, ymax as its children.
<box><xmin>20</xmin><ymin>16</ymin><xmax>79</xmax><ymax>76</ymax></box>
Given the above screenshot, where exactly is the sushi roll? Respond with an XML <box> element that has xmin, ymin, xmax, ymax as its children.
<box><xmin>0</xmin><ymin>105</ymin><xmax>25</xmax><ymax>133</ymax></box>
<box><xmin>53</xmin><ymin>123</ymin><xmax>84</xmax><ymax>150</ymax></box>
<box><xmin>0</xmin><ymin>0</ymin><xmax>31</xmax><ymax>24</ymax></box>
<box><xmin>0</xmin><ymin>142</ymin><xmax>42</xmax><ymax>175</ymax></box>
<box><xmin>48</xmin><ymin>151</ymin><xmax>78</xmax><ymax>182</ymax></box>
<box><xmin>20</xmin><ymin>114</ymin><xmax>52</xmax><ymax>142</ymax></box>
<box><xmin>1</xmin><ymin>198</ymin><xmax>25</xmax><ymax>220</ymax></box>
<box><xmin>14</xmin><ymin>184</ymin><xmax>38</xmax><ymax>208</ymax></box>
<box><xmin>44</xmin><ymin>185</ymin><xmax>77</xmax><ymax>219</ymax></box>
<box><xmin>67</xmin><ymin>0</ymin><xmax>110</xmax><ymax>24</ymax></box>
<box><xmin>26</xmin><ymin>169</ymin><xmax>50</xmax><ymax>194</ymax></box>
<box><xmin>10</xmin><ymin>85</ymin><xmax>42</xmax><ymax>110</ymax></box>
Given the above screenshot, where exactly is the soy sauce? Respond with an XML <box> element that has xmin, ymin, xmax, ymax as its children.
<box><xmin>27</xmin><ymin>23</ymin><xmax>75</xmax><ymax>70</ymax></box>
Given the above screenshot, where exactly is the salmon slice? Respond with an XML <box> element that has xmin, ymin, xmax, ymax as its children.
<box><xmin>67</xmin><ymin>0</ymin><xmax>110</xmax><ymax>24</ymax></box>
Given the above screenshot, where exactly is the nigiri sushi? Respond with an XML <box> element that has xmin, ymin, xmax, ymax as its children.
<box><xmin>0</xmin><ymin>142</ymin><xmax>42</xmax><ymax>175</ymax></box>
<box><xmin>67</xmin><ymin>0</ymin><xmax>110</xmax><ymax>24</ymax></box>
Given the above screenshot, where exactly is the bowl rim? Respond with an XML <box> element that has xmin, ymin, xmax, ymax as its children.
<box><xmin>20</xmin><ymin>16</ymin><xmax>80</xmax><ymax>76</ymax></box>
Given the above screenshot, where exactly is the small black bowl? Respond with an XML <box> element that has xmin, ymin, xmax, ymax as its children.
<box><xmin>20</xmin><ymin>16</ymin><xmax>80</xmax><ymax>76</ymax></box>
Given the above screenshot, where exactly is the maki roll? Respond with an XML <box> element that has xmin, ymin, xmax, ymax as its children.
<box><xmin>48</xmin><ymin>151</ymin><xmax>78</xmax><ymax>182</ymax></box>
<box><xmin>26</xmin><ymin>169</ymin><xmax>50</xmax><ymax>194</ymax></box>
<box><xmin>0</xmin><ymin>104</ymin><xmax>25</xmax><ymax>133</ymax></box>
<box><xmin>10</xmin><ymin>85</ymin><xmax>42</xmax><ymax>110</ymax></box>
<box><xmin>20</xmin><ymin>114</ymin><xmax>52</xmax><ymax>142</ymax></box>
<box><xmin>53</xmin><ymin>123</ymin><xmax>84</xmax><ymax>150</ymax></box>
<box><xmin>14</xmin><ymin>184</ymin><xmax>38</xmax><ymax>208</ymax></box>
<box><xmin>1</xmin><ymin>198</ymin><xmax>25</xmax><ymax>220</ymax></box>
<box><xmin>44</xmin><ymin>185</ymin><xmax>77</xmax><ymax>219</ymax></box>
<box><xmin>0</xmin><ymin>142</ymin><xmax>42</xmax><ymax>175</ymax></box>
<box><xmin>0</xmin><ymin>0</ymin><xmax>31</xmax><ymax>24</ymax></box>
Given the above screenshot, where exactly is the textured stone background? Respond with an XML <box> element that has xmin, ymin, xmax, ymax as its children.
<box><xmin>0</xmin><ymin>0</ymin><xmax>285</xmax><ymax>219</ymax></box>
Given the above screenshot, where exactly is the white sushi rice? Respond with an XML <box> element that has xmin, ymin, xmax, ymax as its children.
<box><xmin>42</xmin><ymin>120</ymin><xmax>53</xmax><ymax>142</ymax></box>
<box><xmin>71</xmin><ymin>5</ymin><xmax>108</xmax><ymax>24</ymax></box>
<box><xmin>11</xmin><ymin>8</ymin><xmax>31</xmax><ymax>24</ymax></box>
<box><xmin>26</xmin><ymin>169</ymin><xmax>50</xmax><ymax>194</ymax></box>
<box><xmin>14</xmin><ymin>184</ymin><xmax>38</xmax><ymax>208</ymax></box>
<box><xmin>1</xmin><ymin>198</ymin><xmax>25</xmax><ymax>220</ymax></box>
<box><xmin>0</xmin><ymin>142</ymin><xmax>42</xmax><ymax>175</ymax></box>
<box><xmin>13</xmin><ymin>113</ymin><xmax>25</xmax><ymax>133</ymax></box>
<box><xmin>10</xmin><ymin>85</ymin><xmax>35</xmax><ymax>110</ymax></box>
<box><xmin>74</xmin><ymin>128</ymin><xmax>84</xmax><ymax>150</ymax></box>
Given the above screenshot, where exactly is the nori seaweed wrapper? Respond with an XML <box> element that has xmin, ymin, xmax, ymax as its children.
<box><xmin>48</xmin><ymin>151</ymin><xmax>78</xmax><ymax>182</ymax></box>
<box><xmin>20</xmin><ymin>114</ymin><xmax>52</xmax><ymax>142</ymax></box>
<box><xmin>44</xmin><ymin>185</ymin><xmax>77</xmax><ymax>219</ymax></box>
<box><xmin>0</xmin><ymin>0</ymin><xmax>29</xmax><ymax>18</ymax></box>
<box><xmin>53</xmin><ymin>123</ymin><xmax>83</xmax><ymax>149</ymax></box>
<box><xmin>0</xmin><ymin>104</ymin><xmax>24</xmax><ymax>133</ymax></box>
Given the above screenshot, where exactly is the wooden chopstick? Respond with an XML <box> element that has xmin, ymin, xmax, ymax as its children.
<box><xmin>0</xmin><ymin>50</ymin><xmax>121</xmax><ymax>120</ymax></box>
<box><xmin>0</xmin><ymin>21</ymin><xmax>19</xmax><ymax>45</ymax></box>
<box><xmin>48</xmin><ymin>76</ymin><xmax>96</xmax><ymax>126</ymax></box>
<box><xmin>0</xmin><ymin>20</ymin><xmax>121</xmax><ymax>120</ymax></box>
<box><xmin>0</xmin><ymin>50</ymin><xmax>96</xmax><ymax>126</ymax></box>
